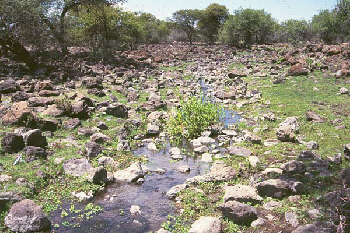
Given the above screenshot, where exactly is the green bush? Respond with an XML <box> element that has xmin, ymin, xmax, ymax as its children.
<box><xmin>167</xmin><ymin>96</ymin><xmax>221</xmax><ymax>140</ymax></box>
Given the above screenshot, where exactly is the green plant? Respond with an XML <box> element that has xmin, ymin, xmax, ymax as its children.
<box><xmin>167</xmin><ymin>96</ymin><xmax>221</xmax><ymax>140</ymax></box>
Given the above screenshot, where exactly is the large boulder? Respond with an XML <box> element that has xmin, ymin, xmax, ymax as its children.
<box><xmin>256</xmin><ymin>179</ymin><xmax>303</xmax><ymax>198</ymax></box>
<box><xmin>63</xmin><ymin>158</ymin><xmax>107</xmax><ymax>185</ymax></box>
<box><xmin>113</xmin><ymin>162</ymin><xmax>144</xmax><ymax>183</ymax></box>
<box><xmin>1</xmin><ymin>133</ymin><xmax>25</xmax><ymax>153</ymax></box>
<box><xmin>223</xmin><ymin>185</ymin><xmax>263</xmax><ymax>204</ymax></box>
<box><xmin>0</xmin><ymin>79</ymin><xmax>20</xmax><ymax>94</ymax></box>
<box><xmin>106</xmin><ymin>104</ymin><xmax>128</xmax><ymax>118</ymax></box>
<box><xmin>23</xmin><ymin>129</ymin><xmax>47</xmax><ymax>148</ymax></box>
<box><xmin>2</xmin><ymin>101</ymin><xmax>37</xmax><ymax>127</ymax></box>
<box><xmin>4</xmin><ymin>199</ymin><xmax>51</xmax><ymax>233</ymax></box>
<box><xmin>189</xmin><ymin>216</ymin><xmax>222</xmax><ymax>233</ymax></box>
<box><xmin>276</xmin><ymin>117</ymin><xmax>299</xmax><ymax>142</ymax></box>
<box><xmin>218</xmin><ymin>201</ymin><xmax>258</xmax><ymax>225</ymax></box>
<box><xmin>85</xmin><ymin>141</ymin><xmax>103</xmax><ymax>158</ymax></box>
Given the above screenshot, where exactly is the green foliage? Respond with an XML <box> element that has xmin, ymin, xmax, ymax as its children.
<box><xmin>219</xmin><ymin>9</ymin><xmax>277</xmax><ymax>47</ymax></box>
<box><xmin>198</xmin><ymin>3</ymin><xmax>229</xmax><ymax>44</ymax></box>
<box><xmin>172</xmin><ymin>9</ymin><xmax>202</xmax><ymax>44</ymax></box>
<box><xmin>167</xmin><ymin>96</ymin><xmax>221</xmax><ymax>140</ymax></box>
<box><xmin>312</xmin><ymin>10</ymin><xmax>338</xmax><ymax>43</ymax></box>
<box><xmin>279</xmin><ymin>19</ymin><xmax>311</xmax><ymax>44</ymax></box>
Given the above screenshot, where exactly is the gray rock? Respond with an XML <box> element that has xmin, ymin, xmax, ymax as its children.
<box><xmin>256</xmin><ymin>179</ymin><xmax>303</xmax><ymax>198</ymax></box>
<box><xmin>218</xmin><ymin>201</ymin><xmax>258</xmax><ymax>225</ymax></box>
<box><xmin>228</xmin><ymin>146</ymin><xmax>252</xmax><ymax>157</ymax></box>
<box><xmin>276</xmin><ymin>117</ymin><xmax>299</xmax><ymax>142</ymax></box>
<box><xmin>1</xmin><ymin>133</ymin><xmax>24</xmax><ymax>153</ymax></box>
<box><xmin>345</xmin><ymin>143</ymin><xmax>350</xmax><ymax>159</ymax></box>
<box><xmin>90</xmin><ymin>133</ymin><xmax>111</xmax><ymax>144</ymax></box>
<box><xmin>25</xmin><ymin>146</ymin><xmax>47</xmax><ymax>159</ymax></box>
<box><xmin>114</xmin><ymin>162</ymin><xmax>144</xmax><ymax>183</ymax></box>
<box><xmin>147</xmin><ymin>123</ymin><xmax>160</xmax><ymax>136</ymax></box>
<box><xmin>23</xmin><ymin>129</ymin><xmax>47</xmax><ymax>148</ymax></box>
<box><xmin>63</xmin><ymin>118</ymin><xmax>81</xmax><ymax>130</ymax></box>
<box><xmin>291</xmin><ymin>224</ymin><xmax>328</xmax><ymax>233</ymax></box>
<box><xmin>63</xmin><ymin>158</ymin><xmax>107</xmax><ymax>185</ymax></box>
<box><xmin>285</xmin><ymin>212</ymin><xmax>299</xmax><ymax>227</ymax></box>
<box><xmin>106</xmin><ymin>104</ymin><xmax>128</xmax><ymax>118</ymax></box>
<box><xmin>281</xmin><ymin>160</ymin><xmax>305</xmax><ymax>174</ymax></box>
<box><xmin>166</xmin><ymin>184</ymin><xmax>189</xmax><ymax>199</ymax></box>
<box><xmin>5</xmin><ymin>199</ymin><xmax>51</xmax><ymax>233</ymax></box>
<box><xmin>223</xmin><ymin>185</ymin><xmax>263</xmax><ymax>204</ymax></box>
<box><xmin>85</xmin><ymin>141</ymin><xmax>103</xmax><ymax>158</ymax></box>
<box><xmin>189</xmin><ymin>216</ymin><xmax>222</xmax><ymax>233</ymax></box>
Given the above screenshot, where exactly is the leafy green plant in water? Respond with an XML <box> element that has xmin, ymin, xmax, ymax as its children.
<box><xmin>167</xmin><ymin>96</ymin><xmax>222</xmax><ymax>141</ymax></box>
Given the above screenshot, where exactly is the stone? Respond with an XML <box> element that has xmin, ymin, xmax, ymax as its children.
<box><xmin>340</xmin><ymin>167</ymin><xmax>350</xmax><ymax>186</ymax></box>
<box><xmin>0</xmin><ymin>79</ymin><xmax>19</xmax><ymax>94</ymax></box>
<box><xmin>177</xmin><ymin>165</ymin><xmax>190</xmax><ymax>173</ymax></box>
<box><xmin>189</xmin><ymin>216</ymin><xmax>222</xmax><ymax>233</ymax></box>
<box><xmin>147</xmin><ymin>123</ymin><xmax>160</xmax><ymax>136</ymax></box>
<box><xmin>166</xmin><ymin>184</ymin><xmax>189</xmax><ymax>199</ymax></box>
<box><xmin>288</xmin><ymin>64</ymin><xmax>308</xmax><ymax>76</ymax></box>
<box><xmin>345</xmin><ymin>143</ymin><xmax>350</xmax><ymax>159</ymax></box>
<box><xmin>4</xmin><ymin>199</ymin><xmax>51</xmax><ymax>233</ymax></box>
<box><xmin>90</xmin><ymin>133</ymin><xmax>111</xmax><ymax>144</ymax></box>
<box><xmin>1</xmin><ymin>133</ymin><xmax>24</xmax><ymax>153</ymax></box>
<box><xmin>114</xmin><ymin>162</ymin><xmax>144</xmax><ymax>183</ymax></box>
<box><xmin>2</xmin><ymin>101</ymin><xmax>36</xmax><ymax>127</ymax></box>
<box><xmin>285</xmin><ymin>212</ymin><xmax>299</xmax><ymax>227</ymax></box>
<box><xmin>63</xmin><ymin>118</ymin><xmax>81</xmax><ymax>130</ymax></box>
<box><xmin>23</xmin><ymin>129</ymin><xmax>47</xmax><ymax>148</ymax></box>
<box><xmin>263</xmin><ymin>201</ymin><xmax>282</xmax><ymax>210</ymax></box>
<box><xmin>223</xmin><ymin>185</ymin><xmax>263</xmax><ymax>204</ymax></box>
<box><xmin>201</xmin><ymin>153</ymin><xmax>213</xmax><ymax>162</ymax></box>
<box><xmin>340</xmin><ymin>87</ymin><xmax>349</xmax><ymax>95</ymax></box>
<box><xmin>63</xmin><ymin>158</ymin><xmax>107</xmax><ymax>185</ymax></box>
<box><xmin>251</xmin><ymin>218</ymin><xmax>265</xmax><ymax>227</ymax></box>
<box><xmin>72</xmin><ymin>191</ymin><xmax>93</xmax><ymax>202</ymax></box>
<box><xmin>256</xmin><ymin>179</ymin><xmax>302</xmax><ymax>198</ymax></box>
<box><xmin>25</xmin><ymin>146</ymin><xmax>47</xmax><ymax>159</ymax></box>
<box><xmin>147</xmin><ymin>142</ymin><xmax>158</xmax><ymax>151</ymax></box>
<box><xmin>306</xmin><ymin>111</ymin><xmax>325</xmax><ymax>123</ymax></box>
<box><xmin>85</xmin><ymin>141</ymin><xmax>102</xmax><ymax>158</ymax></box>
<box><xmin>248</xmin><ymin>156</ymin><xmax>260</xmax><ymax>167</ymax></box>
<box><xmin>291</xmin><ymin>224</ymin><xmax>328</xmax><ymax>233</ymax></box>
<box><xmin>97</xmin><ymin>122</ymin><xmax>108</xmax><ymax>130</ymax></box>
<box><xmin>0</xmin><ymin>175</ymin><xmax>12</xmax><ymax>183</ymax></box>
<box><xmin>28</xmin><ymin>97</ymin><xmax>54</xmax><ymax>107</ymax></box>
<box><xmin>281</xmin><ymin>160</ymin><xmax>306</xmax><ymax>174</ymax></box>
<box><xmin>98</xmin><ymin>156</ymin><xmax>117</xmax><ymax>168</ymax></box>
<box><xmin>218</xmin><ymin>201</ymin><xmax>258</xmax><ymax>225</ymax></box>
<box><xmin>228</xmin><ymin>146</ymin><xmax>252</xmax><ymax>157</ymax></box>
<box><xmin>276</xmin><ymin>117</ymin><xmax>299</xmax><ymax>142</ymax></box>
<box><xmin>208</xmin><ymin>162</ymin><xmax>236</xmax><ymax>182</ymax></box>
<box><xmin>194</xmin><ymin>145</ymin><xmax>209</xmax><ymax>153</ymax></box>
<box><xmin>130</xmin><ymin>205</ymin><xmax>141</xmax><ymax>216</ymax></box>
<box><xmin>106</xmin><ymin>104</ymin><xmax>128</xmax><ymax>118</ymax></box>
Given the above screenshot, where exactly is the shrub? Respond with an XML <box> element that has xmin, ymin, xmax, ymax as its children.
<box><xmin>167</xmin><ymin>96</ymin><xmax>221</xmax><ymax>140</ymax></box>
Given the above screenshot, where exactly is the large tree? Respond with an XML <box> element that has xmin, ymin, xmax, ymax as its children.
<box><xmin>198</xmin><ymin>3</ymin><xmax>229</xmax><ymax>44</ymax></box>
<box><xmin>171</xmin><ymin>9</ymin><xmax>202</xmax><ymax>44</ymax></box>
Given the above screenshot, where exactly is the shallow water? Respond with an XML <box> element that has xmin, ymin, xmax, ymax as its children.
<box><xmin>51</xmin><ymin>144</ymin><xmax>209</xmax><ymax>233</ymax></box>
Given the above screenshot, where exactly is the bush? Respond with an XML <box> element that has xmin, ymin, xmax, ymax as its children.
<box><xmin>167</xmin><ymin>96</ymin><xmax>221</xmax><ymax>141</ymax></box>
<box><xmin>312</xmin><ymin>10</ymin><xmax>338</xmax><ymax>44</ymax></box>
<box><xmin>278</xmin><ymin>19</ymin><xmax>311</xmax><ymax>44</ymax></box>
<box><xmin>219</xmin><ymin>9</ymin><xmax>277</xmax><ymax>47</ymax></box>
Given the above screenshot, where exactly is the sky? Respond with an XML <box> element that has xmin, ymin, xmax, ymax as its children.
<box><xmin>122</xmin><ymin>0</ymin><xmax>338</xmax><ymax>22</ymax></box>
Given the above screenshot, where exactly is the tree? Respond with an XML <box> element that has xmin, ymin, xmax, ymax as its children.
<box><xmin>312</xmin><ymin>10</ymin><xmax>338</xmax><ymax>43</ymax></box>
<box><xmin>219</xmin><ymin>9</ymin><xmax>277</xmax><ymax>47</ymax></box>
<box><xmin>279</xmin><ymin>19</ymin><xmax>311</xmax><ymax>43</ymax></box>
<box><xmin>198</xmin><ymin>3</ymin><xmax>229</xmax><ymax>44</ymax></box>
<box><xmin>171</xmin><ymin>9</ymin><xmax>202</xmax><ymax>44</ymax></box>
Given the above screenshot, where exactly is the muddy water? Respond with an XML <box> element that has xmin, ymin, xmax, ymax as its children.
<box><xmin>51</xmin><ymin>144</ymin><xmax>209</xmax><ymax>233</ymax></box>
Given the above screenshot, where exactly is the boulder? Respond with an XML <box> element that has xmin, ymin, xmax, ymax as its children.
<box><xmin>256</xmin><ymin>179</ymin><xmax>303</xmax><ymax>198</ymax></box>
<box><xmin>85</xmin><ymin>141</ymin><xmax>103</xmax><ymax>158</ymax></box>
<box><xmin>0</xmin><ymin>79</ymin><xmax>20</xmax><ymax>94</ymax></box>
<box><xmin>4</xmin><ymin>199</ymin><xmax>51</xmax><ymax>233</ymax></box>
<box><xmin>166</xmin><ymin>184</ymin><xmax>189</xmax><ymax>199</ymax></box>
<box><xmin>63</xmin><ymin>118</ymin><xmax>81</xmax><ymax>130</ymax></box>
<box><xmin>106</xmin><ymin>104</ymin><xmax>128</xmax><ymax>118</ymax></box>
<box><xmin>218</xmin><ymin>201</ymin><xmax>258</xmax><ymax>225</ymax></box>
<box><xmin>228</xmin><ymin>146</ymin><xmax>252</xmax><ymax>157</ymax></box>
<box><xmin>2</xmin><ymin>101</ymin><xmax>37</xmax><ymax>127</ymax></box>
<box><xmin>113</xmin><ymin>162</ymin><xmax>144</xmax><ymax>183</ymax></box>
<box><xmin>1</xmin><ymin>133</ymin><xmax>25</xmax><ymax>153</ymax></box>
<box><xmin>23</xmin><ymin>129</ymin><xmax>47</xmax><ymax>148</ymax></box>
<box><xmin>276</xmin><ymin>117</ymin><xmax>299</xmax><ymax>142</ymax></box>
<box><xmin>189</xmin><ymin>216</ymin><xmax>222</xmax><ymax>233</ymax></box>
<box><xmin>288</xmin><ymin>64</ymin><xmax>308</xmax><ymax>76</ymax></box>
<box><xmin>25</xmin><ymin>146</ymin><xmax>47</xmax><ymax>160</ymax></box>
<box><xmin>223</xmin><ymin>185</ymin><xmax>263</xmax><ymax>204</ymax></box>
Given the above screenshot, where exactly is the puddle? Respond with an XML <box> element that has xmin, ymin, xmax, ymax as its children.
<box><xmin>51</xmin><ymin>143</ymin><xmax>209</xmax><ymax>233</ymax></box>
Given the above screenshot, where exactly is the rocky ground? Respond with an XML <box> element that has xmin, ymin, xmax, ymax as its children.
<box><xmin>0</xmin><ymin>42</ymin><xmax>350</xmax><ymax>233</ymax></box>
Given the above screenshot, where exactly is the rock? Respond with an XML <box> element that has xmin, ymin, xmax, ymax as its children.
<box><xmin>189</xmin><ymin>216</ymin><xmax>222</xmax><ymax>233</ymax></box>
<box><xmin>4</xmin><ymin>199</ymin><xmax>51</xmax><ymax>233</ymax></box>
<box><xmin>339</xmin><ymin>87</ymin><xmax>349</xmax><ymax>95</ymax></box>
<box><xmin>23</xmin><ymin>129</ymin><xmax>47</xmax><ymax>148</ymax></box>
<box><xmin>71</xmin><ymin>101</ymin><xmax>90</xmax><ymax>119</ymax></box>
<box><xmin>114</xmin><ymin>163</ymin><xmax>144</xmax><ymax>183</ymax></box>
<box><xmin>209</xmin><ymin>162</ymin><xmax>236</xmax><ymax>182</ymax></box>
<box><xmin>262</xmin><ymin>167</ymin><xmax>283</xmax><ymax>176</ymax></box>
<box><xmin>223</xmin><ymin>185</ymin><xmax>263</xmax><ymax>204</ymax></box>
<box><xmin>85</xmin><ymin>141</ymin><xmax>103</xmax><ymax>158</ymax></box>
<box><xmin>192</xmin><ymin>136</ymin><xmax>215</xmax><ymax>146</ymax></box>
<box><xmin>1</xmin><ymin>133</ymin><xmax>24</xmax><ymax>153</ymax></box>
<box><xmin>251</xmin><ymin>218</ymin><xmax>265</xmax><ymax>227</ymax></box>
<box><xmin>276</xmin><ymin>117</ymin><xmax>299</xmax><ymax>142</ymax></box>
<box><xmin>285</xmin><ymin>212</ymin><xmax>299</xmax><ymax>227</ymax></box>
<box><xmin>281</xmin><ymin>160</ymin><xmax>306</xmax><ymax>174</ymax></box>
<box><xmin>130</xmin><ymin>205</ymin><xmax>141</xmax><ymax>216</ymax></box>
<box><xmin>97</xmin><ymin>122</ymin><xmax>108</xmax><ymax>130</ymax></box>
<box><xmin>2</xmin><ymin>101</ymin><xmax>36</xmax><ymax>127</ymax></box>
<box><xmin>90</xmin><ymin>133</ymin><xmax>110</xmax><ymax>144</ymax></box>
<box><xmin>263</xmin><ymin>201</ymin><xmax>282</xmax><ymax>210</ymax></box>
<box><xmin>340</xmin><ymin>167</ymin><xmax>350</xmax><ymax>186</ymax></box>
<box><xmin>201</xmin><ymin>153</ymin><xmax>213</xmax><ymax>162</ymax></box>
<box><xmin>345</xmin><ymin>143</ymin><xmax>350</xmax><ymax>159</ymax></box>
<box><xmin>34</xmin><ymin>81</ymin><xmax>54</xmax><ymax>92</ymax></box>
<box><xmin>0</xmin><ymin>79</ymin><xmax>19</xmax><ymax>94</ymax></box>
<box><xmin>166</xmin><ymin>184</ymin><xmax>189</xmax><ymax>199</ymax></box>
<box><xmin>28</xmin><ymin>97</ymin><xmax>54</xmax><ymax>107</ymax></box>
<box><xmin>248</xmin><ymin>156</ymin><xmax>260</xmax><ymax>167</ymax></box>
<box><xmin>0</xmin><ymin>175</ymin><xmax>12</xmax><ymax>183</ymax></box>
<box><xmin>288</xmin><ymin>64</ymin><xmax>308</xmax><ymax>76</ymax></box>
<box><xmin>25</xmin><ymin>146</ymin><xmax>47</xmax><ymax>160</ymax></box>
<box><xmin>63</xmin><ymin>158</ymin><xmax>107</xmax><ymax>185</ymax></box>
<box><xmin>218</xmin><ymin>201</ymin><xmax>258</xmax><ymax>225</ymax></box>
<box><xmin>194</xmin><ymin>145</ymin><xmax>209</xmax><ymax>153</ymax></box>
<box><xmin>256</xmin><ymin>179</ymin><xmax>303</xmax><ymax>198</ymax></box>
<box><xmin>177</xmin><ymin>165</ymin><xmax>190</xmax><ymax>173</ymax></box>
<box><xmin>147</xmin><ymin>123</ymin><xmax>160</xmax><ymax>136</ymax></box>
<box><xmin>306</xmin><ymin>111</ymin><xmax>325</xmax><ymax>123</ymax></box>
<box><xmin>106</xmin><ymin>104</ymin><xmax>128</xmax><ymax>118</ymax></box>
<box><xmin>98</xmin><ymin>156</ymin><xmax>117</xmax><ymax>168</ymax></box>
<box><xmin>291</xmin><ymin>224</ymin><xmax>328</xmax><ymax>233</ymax></box>
<box><xmin>147</xmin><ymin>142</ymin><xmax>158</xmax><ymax>151</ymax></box>
<box><xmin>228</xmin><ymin>146</ymin><xmax>252</xmax><ymax>157</ymax></box>
<box><xmin>170</xmin><ymin>147</ymin><xmax>184</xmax><ymax>160</ymax></box>
<box><xmin>63</xmin><ymin>118</ymin><xmax>81</xmax><ymax>129</ymax></box>
<box><xmin>71</xmin><ymin>191</ymin><xmax>93</xmax><ymax>202</ymax></box>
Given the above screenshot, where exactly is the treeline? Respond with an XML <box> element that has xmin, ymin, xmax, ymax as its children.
<box><xmin>1</xmin><ymin>0</ymin><xmax>350</xmax><ymax>69</ymax></box>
